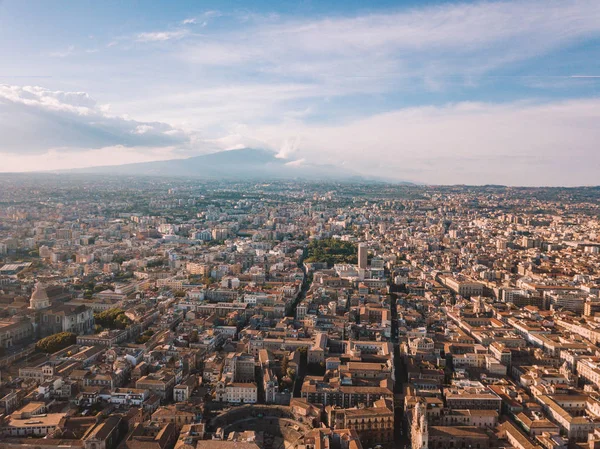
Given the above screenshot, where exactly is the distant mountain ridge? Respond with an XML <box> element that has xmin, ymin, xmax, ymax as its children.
<box><xmin>61</xmin><ymin>148</ymin><xmax>412</xmax><ymax>183</ymax></box>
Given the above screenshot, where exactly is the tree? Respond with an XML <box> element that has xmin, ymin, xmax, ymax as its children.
<box><xmin>304</xmin><ymin>238</ymin><xmax>357</xmax><ymax>267</ymax></box>
<box><xmin>94</xmin><ymin>308</ymin><xmax>132</xmax><ymax>329</ymax></box>
<box><xmin>36</xmin><ymin>332</ymin><xmax>76</xmax><ymax>353</ymax></box>
<box><xmin>146</xmin><ymin>258</ymin><xmax>165</xmax><ymax>268</ymax></box>
<box><xmin>190</xmin><ymin>330</ymin><xmax>199</xmax><ymax>343</ymax></box>
<box><xmin>136</xmin><ymin>334</ymin><xmax>151</xmax><ymax>344</ymax></box>
<box><xmin>281</xmin><ymin>355</ymin><xmax>289</xmax><ymax>376</ymax></box>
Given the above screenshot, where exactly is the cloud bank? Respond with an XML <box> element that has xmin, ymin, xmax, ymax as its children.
<box><xmin>225</xmin><ymin>98</ymin><xmax>600</xmax><ymax>186</ymax></box>
<box><xmin>180</xmin><ymin>0</ymin><xmax>600</xmax><ymax>85</ymax></box>
<box><xmin>1</xmin><ymin>0</ymin><xmax>600</xmax><ymax>184</ymax></box>
<box><xmin>0</xmin><ymin>85</ymin><xmax>191</xmax><ymax>154</ymax></box>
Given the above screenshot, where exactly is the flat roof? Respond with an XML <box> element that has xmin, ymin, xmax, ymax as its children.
<box><xmin>7</xmin><ymin>413</ymin><xmax>65</xmax><ymax>428</ymax></box>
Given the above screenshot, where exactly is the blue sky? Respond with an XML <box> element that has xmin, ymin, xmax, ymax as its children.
<box><xmin>1</xmin><ymin>0</ymin><xmax>599</xmax><ymax>185</ymax></box>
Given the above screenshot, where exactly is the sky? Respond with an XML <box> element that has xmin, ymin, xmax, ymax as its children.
<box><xmin>0</xmin><ymin>0</ymin><xmax>599</xmax><ymax>186</ymax></box>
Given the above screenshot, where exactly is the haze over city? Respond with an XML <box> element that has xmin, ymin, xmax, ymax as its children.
<box><xmin>1</xmin><ymin>0</ymin><xmax>600</xmax><ymax>185</ymax></box>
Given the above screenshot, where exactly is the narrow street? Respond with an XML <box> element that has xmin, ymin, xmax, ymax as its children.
<box><xmin>292</xmin><ymin>249</ymin><xmax>311</xmax><ymax>397</ymax></box>
<box><xmin>288</xmin><ymin>249</ymin><xmax>311</xmax><ymax>319</ymax></box>
<box><xmin>390</xmin><ymin>290</ymin><xmax>409</xmax><ymax>448</ymax></box>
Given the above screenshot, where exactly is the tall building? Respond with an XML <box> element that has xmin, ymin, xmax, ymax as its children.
<box><xmin>358</xmin><ymin>243</ymin><xmax>368</xmax><ymax>270</ymax></box>
<box><xmin>411</xmin><ymin>401</ymin><xmax>428</xmax><ymax>449</ymax></box>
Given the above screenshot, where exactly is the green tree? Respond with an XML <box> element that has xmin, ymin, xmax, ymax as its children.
<box><xmin>94</xmin><ymin>308</ymin><xmax>132</xmax><ymax>329</ymax></box>
<box><xmin>305</xmin><ymin>238</ymin><xmax>357</xmax><ymax>267</ymax></box>
<box><xmin>136</xmin><ymin>334</ymin><xmax>151</xmax><ymax>344</ymax></box>
<box><xmin>36</xmin><ymin>332</ymin><xmax>76</xmax><ymax>353</ymax></box>
<box><xmin>189</xmin><ymin>330</ymin><xmax>199</xmax><ymax>343</ymax></box>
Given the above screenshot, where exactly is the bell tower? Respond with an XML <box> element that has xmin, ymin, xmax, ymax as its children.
<box><xmin>411</xmin><ymin>401</ymin><xmax>429</xmax><ymax>449</ymax></box>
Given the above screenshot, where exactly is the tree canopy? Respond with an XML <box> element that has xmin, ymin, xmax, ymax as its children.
<box><xmin>36</xmin><ymin>332</ymin><xmax>76</xmax><ymax>353</ymax></box>
<box><xmin>305</xmin><ymin>238</ymin><xmax>357</xmax><ymax>267</ymax></box>
<box><xmin>94</xmin><ymin>308</ymin><xmax>131</xmax><ymax>329</ymax></box>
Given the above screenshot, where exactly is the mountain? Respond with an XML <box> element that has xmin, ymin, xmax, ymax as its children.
<box><xmin>62</xmin><ymin>148</ymin><xmax>401</xmax><ymax>182</ymax></box>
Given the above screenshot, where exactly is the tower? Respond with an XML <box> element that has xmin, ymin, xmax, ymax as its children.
<box><xmin>30</xmin><ymin>283</ymin><xmax>51</xmax><ymax>310</ymax></box>
<box><xmin>358</xmin><ymin>243</ymin><xmax>368</xmax><ymax>270</ymax></box>
<box><xmin>473</xmin><ymin>296</ymin><xmax>484</xmax><ymax>314</ymax></box>
<box><xmin>411</xmin><ymin>401</ymin><xmax>429</xmax><ymax>449</ymax></box>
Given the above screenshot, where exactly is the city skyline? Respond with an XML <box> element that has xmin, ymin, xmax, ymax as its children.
<box><xmin>1</xmin><ymin>0</ymin><xmax>600</xmax><ymax>185</ymax></box>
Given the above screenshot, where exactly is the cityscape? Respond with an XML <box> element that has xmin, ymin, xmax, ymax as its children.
<box><xmin>2</xmin><ymin>1</ymin><xmax>600</xmax><ymax>449</ymax></box>
<box><xmin>0</xmin><ymin>177</ymin><xmax>599</xmax><ymax>449</ymax></box>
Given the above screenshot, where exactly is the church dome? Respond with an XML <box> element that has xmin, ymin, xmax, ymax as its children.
<box><xmin>30</xmin><ymin>282</ymin><xmax>51</xmax><ymax>310</ymax></box>
<box><xmin>31</xmin><ymin>283</ymin><xmax>49</xmax><ymax>301</ymax></box>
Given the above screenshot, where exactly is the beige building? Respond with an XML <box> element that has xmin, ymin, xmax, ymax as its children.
<box><xmin>443</xmin><ymin>277</ymin><xmax>484</xmax><ymax>297</ymax></box>
<box><xmin>328</xmin><ymin>398</ymin><xmax>394</xmax><ymax>448</ymax></box>
<box><xmin>136</xmin><ymin>372</ymin><xmax>176</xmax><ymax>402</ymax></box>
<box><xmin>437</xmin><ymin>409</ymin><xmax>498</xmax><ymax>428</ymax></box>
<box><xmin>0</xmin><ymin>317</ymin><xmax>33</xmax><ymax>348</ymax></box>
<box><xmin>216</xmin><ymin>380</ymin><xmax>258</xmax><ymax>404</ymax></box>
<box><xmin>1</xmin><ymin>403</ymin><xmax>65</xmax><ymax>437</ymax></box>
<box><xmin>537</xmin><ymin>394</ymin><xmax>596</xmax><ymax>441</ymax></box>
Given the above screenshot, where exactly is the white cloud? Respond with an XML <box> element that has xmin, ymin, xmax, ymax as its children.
<box><xmin>2</xmin><ymin>89</ymin><xmax>599</xmax><ymax>185</ymax></box>
<box><xmin>136</xmin><ymin>29</ymin><xmax>190</xmax><ymax>42</ymax></box>
<box><xmin>180</xmin><ymin>11</ymin><xmax>221</xmax><ymax>27</ymax></box>
<box><xmin>48</xmin><ymin>45</ymin><xmax>75</xmax><ymax>58</ymax></box>
<box><xmin>284</xmin><ymin>158</ymin><xmax>306</xmax><ymax>167</ymax></box>
<box><xmin>0</xmin><ymin>85</ymin><xmax>191</xmax><ymax>154</ymax></box>
<box><xmin>105</xmin><ymin>0</ymin><xmax>600</xmax><ymax>133</ymax></box>
<box><xmin>276</xmin><ymin>137</ymin><xmax>301</xmax><ymax>159</ymax></box>
<box><xmin>3</xmin><ymin>0</ymin><xmax>600</xmax><ymax>185</ymax></box>
<box><xmin>133</xmin><ymin>124</ymin><xmax>155</xmax><ymax>135</ymax></box>
<box><xmin>110</xmin><ymin>83</ymin><xmax>336</xmax><ymax>129</ymax></box>
<box><xmin>179</xmin><ymin>0</ymin><xmax>600</xmax><ymax>85</ymax></box>
<box><xmin>222</xmin><ymin>98</ymin><xmax>600</xmax><ymax>186</ymax></box>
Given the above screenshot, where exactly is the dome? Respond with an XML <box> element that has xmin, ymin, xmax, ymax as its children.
<box><xmin>30</xmin><ymin>282</ymin><xmax>51</xmax><ymax>310</ymax></box>
<box><xmin>31</xmin><ymin>283</ymin><xmax>49</xmax><ymax>302</ymax></box>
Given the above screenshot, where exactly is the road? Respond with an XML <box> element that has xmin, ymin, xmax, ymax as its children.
<box><xmin>390</xmin><ymin>289</ymin><xmax>410</xmax><ymax>449</ymax></box>
<box><xmin>288</xmin><ymin>249</ymin><xmax>311</xmax><ymax>319</ymax></box>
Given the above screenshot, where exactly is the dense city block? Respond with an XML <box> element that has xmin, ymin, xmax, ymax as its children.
<box><xmin>0</xmin><ymin>176</ymin><xmax>600</xmax><ymax>449</ymax></box>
